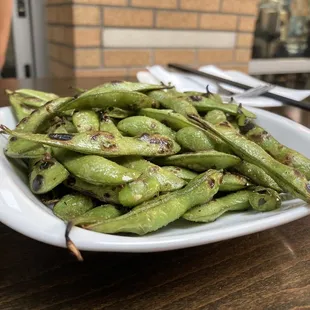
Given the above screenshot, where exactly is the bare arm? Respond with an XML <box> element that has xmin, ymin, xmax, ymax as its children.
<box><xmin>0</xmin><ymin>0</ymin><xmax>13</xmax><ymax>71</ymax></box>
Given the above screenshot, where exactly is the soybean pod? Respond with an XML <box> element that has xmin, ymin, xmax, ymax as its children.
<box><xmin>72</xmin><ymin>110</ymin><xmax>99</xmax><ymax>132</ymax></box>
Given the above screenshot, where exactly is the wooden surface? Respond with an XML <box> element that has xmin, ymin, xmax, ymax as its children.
<box><xmin>1</xmin><ymin>78</ymin><xmax>310</xmax><ymax>310</ymax></box>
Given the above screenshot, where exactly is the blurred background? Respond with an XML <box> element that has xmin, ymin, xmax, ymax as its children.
<box><xmin>1</xmin><ymin>0</ymin><xmax>310</xmax><ymax>88</ymax></box>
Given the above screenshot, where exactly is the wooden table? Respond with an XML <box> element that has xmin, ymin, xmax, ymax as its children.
<box><xmin>1</xmin><ymin>78</ymin><xmax>310</xmax><ymax>310</ymax></box>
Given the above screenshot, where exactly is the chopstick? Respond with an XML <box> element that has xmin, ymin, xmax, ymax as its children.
<box><xmin>168</xmin><ymin>63</ymin><xmax>310</xmax><ymax>111</ymax></box>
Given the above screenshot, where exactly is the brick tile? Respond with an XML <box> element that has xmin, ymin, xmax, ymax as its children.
<box><xmin>235</xmin><ymin>48</ymin><xmax>252</xmax><ymax>62</ymax></box>
<box><xmin>127</xmin><ymin>67</ymin><xmax>146</xmax><ymax>77</ymax></box>
<box><xmin>49</xmin><ymin>60</ymin><xmax>73</xmax><ymax>77</ymax></box>
<box><xmin>72</xmin><ymin>0</ymin><xmax>127</xmax><ymax>5</ymax></box>
<box><xmin>73</xmin><ymin>5</ymin><xmax>100</xmax><ymax>25</ymax></box>
<box><xmin>75</xmin><ymin>68</ymin><xmax>127</xmax><ymax>77</ymax></box>
<box><xmin>156</xmin><ymin>11</ymin><xmax>198</xmax><ymax>29</ymax></box>
<box><xmin>104</xmin><ymin>8</ymin><xmax>153</xmax><ymax>27</ymax></box>
<box><xmin>236</xmin><ymin>33</ymin><xmax>253</xmax><ymax>47</ymax></box>
<box><xmin>75</xmin><ymin>49</ymin><xmax>101</xmax><ymax>67</ymax></box>
<box><xmin>154</xmin><ymin>49</ymin><xmax>196</xmax><ymax>65</ymax></box>
<box><xmin>131</xmin><ymin>0</ymin><xmax>177</xmax><ymax>9</ymax></box>
<box><xmin>238</xmin><ymin>16</ymin><xmax>257</xmax><ymax>32</ymax></box>
<box><xmin>73</xmin><ymin>28</ymin><xmax>101</xmax><ymax>46</ymax></box>
<box><xmin>200</xmin><ymin>14</ymin><xmax>237</xmax><ymax>30</ymax></box>
<box><xmin>222</xmin><ymin>0</ymin><xmax>258</xmax><ymax>15</ymax></box>
<box><xmin>180</xmin><ymin>0</ymin><xmax>220</xmax><ymax>12</ymax></box>
<box><xmin>59</xmin><ymin>46</ymin><xmax>75</xmax><ymax>65</ymax></box>
<box><xmin>219</xmin><ymin>63</ymin><xmax>249</xmax><ymax>73</ymax></box>
<box><xmin>103</xmin><ymin>49</ymin><xmax>150</xmax><ymax>67</ymax></box>
<box><xmin>198</xmin><ymin>49</ymin><xmax>234</xmax><ymax>63</ymax></box>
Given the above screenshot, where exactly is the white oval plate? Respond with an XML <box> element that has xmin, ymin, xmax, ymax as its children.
<box><xmin>0</xmin><ymin>106</ymin><xmax>310</xmax><ymax>252</ymax></box>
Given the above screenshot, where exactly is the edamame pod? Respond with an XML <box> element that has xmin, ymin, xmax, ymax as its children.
<box><xmin>72</xmin><ymin>110</ymin><xmax>99</xmax><ymax>132</ymax></box>
<box><xmin>176</xmin><ymin>127</ymin><xmax>214</xmax><ymax>151</ymax></box>
<box><xmin>117</xmin><ymin>116</ymin><xmax>176</xmax><ymax>139</ymax></box>
<box><xmin>64</xmin><ymin>176</ymin><xmax>120</xmax><ymax>204</ymax></box>
<box><xmin>220</xmin><ymin>172</ymin><xmax>250</xmax><ymax>191</ymax></box>
<box><xmin>73</xmin><ymin>204</ymin><xmax>125</xmax><ymax>226</ymax></box>
<box><xmin>183</xmin><ymin>190</ymin><xmax>250</xmax><ymax>223</ymax></box>
<box><xmin>249</xmin><ymin>187</ymin><xmax>281</xmax><ymax>212</ymax></box>
<box><xmin>84</xmin><ymin>169</ymin><xmax>222</xmax><ymax>235</ymax></box>
<box><xmin>98</xmin><ymin>113</ymin><xmax>121</xmax><ymax>136</ymax></box>
<box><xmin>242</xmin><ymin>122</ymin><xmax>310</xmax><ymax>180</ymax></box>
<box><xmin>189</xmin><ymin>116</ymin><xmax>310</xmax><ymax>202</ymax></box>
<box><xmin>15</xmin><ymin>88</ymin><xmax>59</xmax><ymax>104</ymax></box>
<box><xmin>79</xmin><ymin>81</ymin><xmax>168</xmax><ymax>97</ymax></box>
<box><xmin>161</xmin><ymin>166</ymin><xmax>198</xmax><ymax>182</ymax></box>
<box><xmin>60</xmin><ymin>91</ymin><xmax>159</xmax><ymax>112</ymax></box>
<box><xmin>234</xmin><ymin>161</ymin><xmax>282</xmax><ymax>192</ymax></box>
<box><xmin>53</xmin><ymin>193</ymin><xmax>94</xmax><ymax>221</ymax></box>
<box><xmin>104</xmin><ymin>107</ymin><xmax>134</xmax><ymax>119</ymax></box>
<box><xmin>2</xmin><ymin>126</ymin><xmax>181</xmax><ymax>157</ymax></box>
<box><xmin>187</xmin><ymin>95</ymin><xmax>256</xmax><ymax>118</ymax></box>
<box><xmin>117</xmin><ymin>157</ymin><xmax>186</xmax><ymax>207</ymax></box>
<box><xmin>139</xmin><ymin>109</ymin><xmax>230</xmax><ymax>153</ymax></box>
<box><xmin>52</xmin><ymin>148</ymin><xmax>141</xmax><ymax>186</ymax></box>
<box><xmin>5</xmin><ymin>136</ymin><xmax>47</xmax><ymax>158</ymax></box>
<box><xmin>148</xmin><ymin>90</ymin><xmax>199</xmax><ymax>117</ymax></box>
<box><xmin>154</xmin><ymin>151</ymin><xmax>241</xmax><ymax>171</ymax></box>
<box><xmin>29</xmin><ymin>157</ymin><xmax>69</xmax><ymax>194</ymax></box>
<box><xmin>204</xmin><ymin>110</ymin><xmax>227</xmax><ymax>124</ymax></box>
<box><xmin>6</xmin><ymin>91</ymin><xmax>35</xmax><ymax>121</ymax></box>
<box><xmin>118</xmin><ymin>176</ymin><xmax>161</xmax><ymax>207</ymax></box>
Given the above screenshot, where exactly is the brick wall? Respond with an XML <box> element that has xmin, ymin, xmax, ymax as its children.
<box><xmin>46</xmin><ymin>0</ymin><xmax>259</xmax><ymax>78</ymax></box>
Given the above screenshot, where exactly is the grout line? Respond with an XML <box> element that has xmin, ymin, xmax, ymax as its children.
<box><xmin>46</xmin><ymin>3</ymin><xmax>257</xmax><ymax>16</ymax></box>
<box><xmin>177</xmin><ymin>0</ymin><xmax>181</xmax><ymax>9</ymax></box>
<box><xmin>150</xmin><ymin>48</ymin><xmax>154</xmax><ymax>66</ymax></box>
<box><xmin>219</xmin><ymin>0</ymin><xmax>225</xmax><ymax>11</ymax></box>
<box><xmin>100</xmin><ymin>6</ymin><xmax>104</xmax><ymax>68</ymax></box>
<box><xmin>153</xmin><ymin>8</ymin><xmax>156</xmax><ymax>28</ymax></box>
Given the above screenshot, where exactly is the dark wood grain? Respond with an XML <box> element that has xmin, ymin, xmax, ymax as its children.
<box><xmin>1</xmin><ymin>78</ymin><xmax>310</xmax><ymax>310</ymax></box>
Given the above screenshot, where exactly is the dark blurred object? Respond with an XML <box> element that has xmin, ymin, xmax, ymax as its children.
<box><xmin>303</xmin><ymin>20</ymin><xmax>310</xmax><ymax>57</ymax></box>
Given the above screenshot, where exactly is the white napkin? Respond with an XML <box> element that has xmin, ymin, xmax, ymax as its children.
<box><xmin>137</xmin><ymin>65</ymin><xmax>310</xmax><ymax>108</ymax></box>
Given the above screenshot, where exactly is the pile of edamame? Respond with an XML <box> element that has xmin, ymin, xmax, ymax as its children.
<box><xmin>2</xmin><ymin>81</ymin><xmax>310</xmax><ymax>258</ymax></box>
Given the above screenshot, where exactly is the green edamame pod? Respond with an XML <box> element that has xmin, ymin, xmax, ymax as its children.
<box><xmin>183</xmin><ymin>190</ymin><xmax>250</xmax><ymax>223</ymax></box>
<box><xmin>15</xmin><ymin>88</ymin><xmax>59</xmax><ymax>105</ymax></box>
<box><xmin>72</xmin><ymin>110</ymin><xmax>99</xmax><ymax>132</ymax></box>
<box><xmin>220</xmin><ymin>172</ymin><xmax>250</xmax><ymax>191</ymax></box>
<box><xmin>154</xmin><ymin>150</ymin><xmax>241</xmax><ymax>172</ymax></box>
<box><xmin>234</xmin><ymin>161</ymin><xmax>282</xmax><ymax>192</ymax></box>
<box><xmin>189</xmin><ymin>116</ymin><xmax>310</xmax><ymax>202</ymax></box>
<box><xmin>2</xmin><ymin>126</ymin><xmax>181</xmax><ymax>157</ymax></box>
<box><xmin>104</xmin><ymin>107</ymin><xmax>134</xmax><ymax>119</ymax></box>
<box><xmin>117</xmin><ymin>116</ymin><xmax>176</xmax><ymax>139</ymax></box>
<box><xmin>119</xmin><ymin>157</ymin><xmax>186</xmax><ymax>192</ymax></box>
<box><xmin>204</xmin><ymin>110</ymin><xmax>227</xmax><ymax>124</ymax></box>
<box><xmin>73</xmin><ymin>205</ymin><xmax>125</xmax><ymax>226</ymax></box>
<box><xmin>98</xmin><ymin>113</ymin><xmax>121</xmax><ymax>136</ymax></box>
<box><xmin>118</xmin><ymin>176</ymin><xmax>161</xmax><ymax>207</ymax></box>
<box><xmin>249</xmin><ymin>187</ymin><xmax>281</xmax><ymax>212</ymax></box>
<box><xmin>5</xmin><ymin>136</ymin><xmax>47</xmax><ymax>158</ymax></box>
<box><xmin>64</xmin><ymin>176</ymin><xmax>120</xmax><ymax>204</ymax></box>
<box><xmin>16</xmin><ymin>97</ymin><xmax>73</xmax><ymax>132</ymax></box>
<box><xmin>139</xmin><ymin>109</ymin><xmax>230</xmax><ymax>153</ymax></box>
<box><xmin>176</xmin><ymin>127</ymin><xmax>214</xmax><ymax>151</ymax></box>
<box><xmin>52</xmin><ymin>148</ymin><xmax>141</xmax><ymax>186</ymax></box>
<box><xmin>79</xmin><ymin>81</ymin><xmax>168</xmax><ymax>97</ymax></box>
<box><xmin>242</xmin><ymin>122</ymin><xmax>310</xmax><ymax>180</ymax></box>
<box><xmin>187</xmin><ymin>95</ymin><xmax>256</xmax><ymax>118</ymax></box>
<box><xmin>84</xmin><ymin>169</ymin><xmax>222</xmax><ymax>235</ymax></box>
<box><xmin>53</xmin><ymin>193</ymin><xmax>94</xmax><ymax>221</ymax></box>
<box><xmin>60</xmin><ymin>91</ymin><xmax>159</xmax><ymax>112</ymax></box>
<box><xmin>47</xmin><ymin>118</ymin><xmax>77</xmax><ymax>134</ymax></box>
<box><xmin>161</xmin><ymin>166</ymin><xmax>198</xmax><ymax>182</ymax></box>
<box><xmin>117</xmin><ymin>156</ymin><xmax>186</xmax><ymax>207</ymax></box>
<box><xmin>6</xmin><ymin>91</ymin><xmax>35</xmax><ymax>121</ymax></box>
<box><xmin>148</xmin><ymin>90</ymin><xmax>199</xmax><ymax>117</ymax></box>
<box><xmin>29</xmin><ymin>157</ymin><xmax>69</xmax><ymax>194</ymax></box>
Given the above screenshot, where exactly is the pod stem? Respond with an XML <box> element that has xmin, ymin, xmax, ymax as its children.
<box><xmin>65</xmin><ymin>221</ymin><xmax>84</xmax><ymax>262</ymax></box>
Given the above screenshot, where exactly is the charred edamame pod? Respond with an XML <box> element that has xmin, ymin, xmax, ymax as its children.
<box><xmin>72</xmin><ymin>110</ymin><xmax>99</xmax><ymax>132</ymax></box>
<box><xmin>220</xmin><ymin>172</ymin><xmax>250</xmax><ymax>191</ymax></box>
<box><xmin>249</xmin><ymin>187</ymin><xmax>281</xmax><ymax>212</ymax></box>
<box><xmin>161</xmin><ymin>166</ymin><xmax>198</xmax><ymax>182</ymax></box>
<box><xmin>183</xmin><ymin>190</ymin><xmax>251</xmax><ymax>223</ymax></box>
<box><xmin>29</xmin><ymin>157</ymin><xmax>69</xmax><ymax>194</ymax></box>
<box><xmin>117</xmin><ymin>116</ymin><xmax>176</xmax><ymax>139</ymax></box>
<box><xmin>154</xmin><ymin>150</ymin><xmax>241</xmax><ymax>172</ymax></box>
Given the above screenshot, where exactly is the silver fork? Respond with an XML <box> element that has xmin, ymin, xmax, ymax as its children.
<box><xmin>220</xmin><ymin>84</ymin><xmax>275</xmax><ymax>103</ymax></box>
